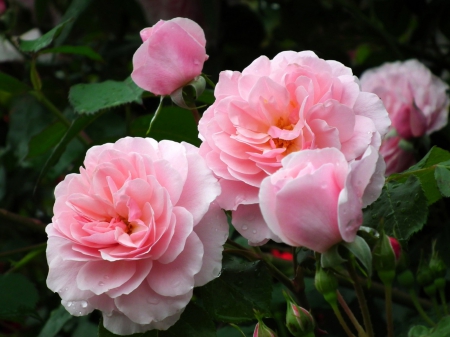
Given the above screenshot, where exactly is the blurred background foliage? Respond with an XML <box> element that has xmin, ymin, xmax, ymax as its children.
<box><xmin>1</xmin><ymin>0</ymin><xmax>450</xmax><ymax>336</ymax></box>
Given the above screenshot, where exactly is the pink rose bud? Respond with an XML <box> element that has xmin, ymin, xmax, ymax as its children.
<box><xmin>361</xmin><ymin>60</ymin><xmax>449</xmax><ymax>140</ymax></box>
<box><xmin>259</xmin><ymin>146</ymin><xmax>385</xmax><ymax>253</ymax></box>
<box><xmin>253</xmin><ymin>321</ymin><xmax>277</xmax><ymax>337</ymax></box>
<box><xmin>379</xmin><ymin>135</ymin><xmax>415</xmax><ymax>175</ymax></box>
<box><xmin>131</xmin><ymin>17</ymin><xmax>208</xmax><ymax>96</ymax></box>
<box><xmin>46</xmin><ymin>137</ymin><xmax>228</xmax><ymax>335</ymax></box>
<box><xmin>374</xmin><ymin>233</ymin><xmax>401</xmax><ymax>285</ymax></box>
<box><xmin>388</xmin><ymin>237</ymin><xmax>401</xmax><ymax>262</ymax></box>
<box><xmin>284</xmin><ymin>291</ymin><xmax>315</xmax><ymax>337</ymax></box>
<box><xmin>198</xmin><ymin>50</ymin><xmax>390</xmax><ymax>246</ymax></box>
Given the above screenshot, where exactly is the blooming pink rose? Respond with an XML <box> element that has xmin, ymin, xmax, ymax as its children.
<box><xmin>46</xmin><ymin>137</ymin><xmax>227</xmax><ymax>335</ymax></box>
<box><xmin>360</xmin><ymin>59</ymin><xmax>449</xmax><ymax>139</ymax></box>
<box><xmin>379</xmin><ymin>135</ymin><xmax>415</xmax><ymax>176</ymax></box>
<box><xmin>259</xmin><ymin>146</ymin><xmax>385</xmax><ymax>253</ymax></box>
<box><xmin>131</xmin><ymin>17</ymin><xmax>208</xmax><ymax>96</ymax></box>
<box><xmin>198</xmin><ymin>51</ymin><xmax>390</xmax><ymax>245</ymax></box>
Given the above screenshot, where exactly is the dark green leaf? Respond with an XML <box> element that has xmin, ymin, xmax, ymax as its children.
<box><xmin>160</xmin><ymin>302</ymin><xmax>216</xmax><ymax>337</ymax></box>
<box><xmin>0</xmin><ymin>72</ymin><xmax>29</xmax><ymax>94</ymax></box>
<box><xmin>19</xmin><ymin>19</ymin><xmax>73</xmax><ymax>52</ymax></box>
<box><xmin>363</xmin><ymin>176</ymin><xmax>428</xmax><ymax>241</ymax></box>
<box><xmin>131</xmin><ymin>106</ymin><xmax>200</xmax><ymax>146</ymax></box>
<box><xmin>197</xmin><ymin>89</ymin><xmax>215</xmax><ymax>105</ymax></box>
<box><xmin>35</xmin><ymin>113</ymin><xmax>101</xmax><ymax>189</ymax></box>
<box><xmin>69</xmin><ymin>78</ymin><xmax>144</xmax><ymax>114</ymax></box>
<box><xmin>342</xmin><ymin>236</ymin><xmax>372</xmax><ymax>276</ymax></box>
<box><xmin>200</xmin><ymin>256</ymin><xmax>272</xmax><ymax>323</ymax></box>
<box><xmin>37</xmin><ymin>305</ymin><xmax>72</xmax><ymax>337</ymax></box>
<box><xmin>27</xmin><ymin>122</ymin><xmax>67</xmax><ymax>158</ymax></box>
<box><xmin>41</xmin><ymin>45</ymin><xmax>103</xmax><ymax>61</ymax></box>
<box><xmin>434</xmin><ymin>163</ymin><xmax>450</xmax><ymax>198</ymax></box>
<box><xmin>0</xmin><ymin>273</ymin><xmax>39</xmax><ymax>320</ymax></box>
<box><xmin>321</xmin><ymin>244</ymin><xmax>346</xmax><ymax>269</ymax></box>
<box><xmin>389</xmin><ymin>147</ymin><xmax>450</xmax><ymax>204</ymax></box>
<box><xmin>408</xmin><ymin>316</ymin><xmax>450</xmax><ymax>336</ymax></box>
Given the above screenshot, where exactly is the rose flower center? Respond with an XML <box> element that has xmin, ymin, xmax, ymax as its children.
<box><xmin>270</xmin><ymin>117</ymin><xmax>299</xmax><ymax>156</ymax></box>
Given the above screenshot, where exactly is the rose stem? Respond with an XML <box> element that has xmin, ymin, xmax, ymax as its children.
<box><xmin>337</xmin><ymin>291</ymin><xmax>367</xmax><ymax>337</ymax></box>
<box><xmin>330</xmin><ymin>299</ymin><xmax>356</xmax><ymax>337</ymax></box>
<box><xmin>0</xmin><ymin>208</ymin><xmax>46</xmax><ymax>232</ymax></box>
<box><xmin>146</xmin><ymin>96</ymin><xmax>164</xmax><ymax>135</ymax></box>
<box><xmin>439</xmin><ymin>288</ymin><xmax>449</xmax><ymax>315</ymax></box>
<box><xmin>347</xmin><ymin>258</ymin><xmax>374</xmax><ymax>337</ymax></box>
<box><xmin>0</xmin><ymin>242</ymin><xmax>46</xmax><ymax>258</ymax></box>
<box><xmin>409</xmin><ymin>289</ymin><xmax>435</xmax><ymax>326</ymax></box>
<box><xmin>384</xmin><ymin>284</ymin><xmax>394</xmax><ymax>337</ymax></box>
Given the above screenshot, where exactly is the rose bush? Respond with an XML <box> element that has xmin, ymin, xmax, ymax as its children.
<box><xmin>131</xmin><ymin>17</ymin><xmax>208</xmax><ymax>96</ymax></box>
<box><xmin>46</xmin><ymin>137</ymin><xmax>228</xmax><ymax>335</ymax></box>
<box><xmin>360</xmin><ymin>59</ymin><xmax>449</xmax><ymax>139</ymax></box>
<box><xmin>198</xmin><ymin>50</ymin><xmax>390</xmax><ymax>245</ymax></box>
<box><xmin>259</xmin><ymin>146</ymin><xmax>385</xmax><ymax>252</ymax></box>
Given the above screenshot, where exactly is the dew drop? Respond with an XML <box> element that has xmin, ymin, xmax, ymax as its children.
<box><xmin>147</xmin><ymin>297</ymin><xmax>160</xmax><ymax>305</ymax></box>
<box><xmin>67</xmin><ymin>301</ymin><xmax>73</xmax><ymax>307</ymax></box>
<box><xmin>81</xmin><ymin>301</ymin><xmax>88</xmax><ymax>308</ymax></box>
<box><xmin>98</xmin><ymin>281</ymin><xmax>105</xmax><ymax>286</ymax></box>
<box><xmin>247</xmin><ymin>215</ymin><xmax>255</xmax><ymax>221</ymax></box>
<box><xmin>104</xmin><ymin>275</ymin><xmax>110</xmax><ymax>280</ymax></box>
<box><xmin>252</xmin><ymin>230</ymin><xmax>257</xmax><ymax>234</ymax></box>
<box><xmin>242</xmin><ymin>225</ymin><xmax>248</xmax><ymax>231</ymax></box>
<box><xmin>78</xmin><ymin>311</ymin><xmax>82</xmax><ymax>315</ymax></box>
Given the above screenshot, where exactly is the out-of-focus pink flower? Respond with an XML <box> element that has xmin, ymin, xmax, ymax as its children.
<box><xmin>259</xmin><ymin>146</ymin><xmax>385</xmax><ymax>253</ymax></box>
<box><xmin>131</xmin><ymin>17</ymin><xmax>208</xmax><ymax>96</ymax></box>
<box><xmin>199</xmin><ymin>51</ymin><xmax>390</xmax><ymax>245</ymax></box>
<box><xmin>379</xmin><ymin>135</ymin><xmax>415</xmax><ymax>176</ymax></box>
<box><xmin>46</xmin><ymin>137</ymin><xmax>227</xmax><ymax>335</ymax></box>
<box><xmin>360</xmin><ymin>59</ymin><xmax>449</xmax><ymax>139</ymax></box>
<box><xmin>0</xmin><ymin>0</ymin><xmax>6</xmax><ymax>15</ymax></box>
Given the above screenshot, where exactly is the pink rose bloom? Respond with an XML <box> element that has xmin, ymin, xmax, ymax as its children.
<box><xmin>131</xmin><ymin>17</ymin><xmax>208</xmax><ymax>96</ymax></box>
<box><xmin>360</xmin><ymin>59</ymin><xmax>449</xmax><ymax>139</ymax></box>
<box><xmin>198</xmin><ymin>51</ymin><xmax>390</xmax><ymax>245</ymax></box>
<box><xmin>259</xmin><ymin>146</ymin><xmax>385</xmax><ymax>253</ymax></box>
<box><xmin>379</xmin><ymin>135</ymin><xmax>415</xmax><ymax>176</ymax></box>
<box><xmin>46</xmin><ymin>137</ymin><xmax>227</xmax><ymax>335</ymax></box>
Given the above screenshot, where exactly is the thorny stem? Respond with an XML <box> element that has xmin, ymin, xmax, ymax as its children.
<box><xmin>337</xmin><ymin>291</ymin><xmax>367</xmax><ymax>337</ymax></box>
<box><xmin>331</xmin><ymin>302</ymin><xmax>356</xmax><ymax>337</ymax></box>
<box><xmin>347</xmin><ymin>259</ymin><xmax>374</xmax><ymax>337</ymax></box>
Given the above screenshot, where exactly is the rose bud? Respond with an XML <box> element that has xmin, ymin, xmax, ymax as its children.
<box><xmin>315</xmin><ymin>267</ymin><xmax>338</xmax><ymax>307</ymax></box>
<box><xmin>253</xmin><ymin>321</ymin><xmax>277</xmax><ymax>337</ymax></box>
<box><xmin>373</xmin><ymin>233</ymin><xmax>401</xmax><ymax>285</ymax></box>
<box><xmin>131</xmin><ymin>17</ymin><xmax>208</xmax><ymax>96</ymax></box>
<box><xmin>283</xmin><ymin>291</ymin><xmax>315</xmax><ymax>337</ymax></box>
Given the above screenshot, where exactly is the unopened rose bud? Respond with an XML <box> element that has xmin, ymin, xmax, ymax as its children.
<box><xmin>429</xmin><ymin>247</ymin><xmax>447</xmax><ymax>291</ymax></box>
<box><xmin>253</xmin><ymin>321</ymin><xmax>277</xmax><ymax>337</ymax></box>
<box><xmin>283</xmin><ymin>291</ymin><xmax>315</xmax><ymax>337</ymax></box>
<box><xmin>417</xmin><ymin>263</ymin><xmax>433</xmax><ymax>287</ymax></box>
<box><xmin>374</xmin><ymin>233</ymin><xmax>401</xmax><ymax>285</ymax></box>
<box><xmin>315</xmin><ymin>267</ymin><xmax>338</xmax><ymax>306</ymax></box>
<box><xmin>397</xmin><ymin>269</ymin><xmax>415</xmax><ymax>289</ymax></box>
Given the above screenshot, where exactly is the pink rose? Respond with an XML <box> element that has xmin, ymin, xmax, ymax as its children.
<box><xmin>198</xmin><ymin>51</ymin><xmax>390</xmax><ymax>245</ymax></box>
<box><xmin>379</xmin><ymin>135</ymin><xmax>415</xmax><ymax>176</ymax></box>
<box><xmin>131</xmin><ymin>17</ymin><xmax>208</xmax><ymax>96</ymax></box>
<box><xmin>46</xmin><ymin>137</ymin><xmax>227</xmax><ymax>335</ymax></box>
<box><xmin>360</xmin><ymin>59</ymin><xmax>449</xmax><ymax>139</ymax></box>
<box><xmin>0</xmin><ymin>0</ymin><xmax>6</xmax><ymax>15</ymax></box>
<box><xmin>259</xmin><ymin>146</ymin><xmax>385</xmax><ymax>253</ymax></box>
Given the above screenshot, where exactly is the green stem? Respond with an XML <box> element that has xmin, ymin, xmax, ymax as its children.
<box><xmin>202</xmin><ymin>73</ymin><xmax>216</xmax><ymax>88</ymax></box>
<box><xmin>409</xmin><ymin>289</ymin><xmax>436</xmax><ymax>326</ymax></box>
<box><xmin>0</xmin><ymin>242</ymin><xmax>46</xmax><ymax>258</ymax></box>
<box><xmin>331</xmin><ymin>302</ymin><xmax>356</xmax><ymax>337</ymax></box>
<box><xmin>146</xmin><ymin>96</ymin><xmax>164</xmax><ymax>136</ymax></box>
<box><xmin>347</xmin><ymin>260</ymin><xmax>374</xmax><ymax>337</ymax></box>
<box><xmin>439</xmin><ymin>288</ymin><xmax>449</xmax><ymax>315</ymax></box>
<box><xmin>293</xmin><ymin>265</ymin><xmax>310</xmax><ymax>309</ymax></box>
<box><xmin>337</xmin><ymin>291</ymin><xmax>367</xmax><ymax>337</ymax></box>
<box><xmin>431</xmin><ymin>296</ymin><xmax>442</xmax><ymax>319</ymax></box>
<box><xmin>0</xmin><ymin>208</ymin><xmax>46</xmax><ymax>232</ymax></box>
<box><xmin>385</xmin><ymin>284</ymin><xmax>394</xmax><ymax>337</ymax></box>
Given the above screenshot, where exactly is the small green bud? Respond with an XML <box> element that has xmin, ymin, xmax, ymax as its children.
<box><xmin>429</xmin><ymin>248</ymin><xmax>447</xmax><ymax>279</ymax></box>
<box><xmin>373</xmin><ymin>233</ymin><xmax>400</xmax><ymax>285</ymax></box>
<box><xmin>283</xmin><ymin>291</ymin><xmax>315</xmax><ymax>337</ymax></box>
<box><xmin>434</xmin><ymin>278</ymin><xmax>446</xmax><ymax>291</ymax></box>
<box><xmin>424</xmin><ymin>283</ymin><xmax>437</xmax><ymax>297</ymax></box>
<box><xmin>315</xmin><ymin>267</ymin><xmax>338</xmax><ymax>305</ymax></box>
<box><xmin>397</xmin><ymin>269</ymin><xmax>415</xmax><ymax>289</ymax></box>
<box><xmin>417</xmin><ymin>264</ymin><xmax>433</xmax><ymax>287</ymax></box>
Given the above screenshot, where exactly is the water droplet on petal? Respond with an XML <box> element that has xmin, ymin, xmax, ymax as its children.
<box><xmin>67</xmin><ymin>301</ymin><xmax>73</xmax><ymax>307</ymax></box>
<box><xmin>242</xmin><ymin>225</ymin><xmax>248</xmax><ymax>231</ymax></box>
<box><xmin>252</xmin><ymin>230</ymin><xmax>257</xmax><ymax>234</ymax></box>
<box><xmin>81</xmin><ymin>301</ymin><xmax>88</xmax><ymax>308</ymax></box>
<box><xmin>104</xmin><ymin>275</ymin><xmax>110</xmax><ymax>280</ymax></box>
<box><xmin>147</xmin><ymin>297</ymin><xmax>160</xmax><ymax>305</ymax></box>
<box><xmin>98</xmin><ymin>281</ymin><xmax>105</xmax><ymax>286</ymax></box>
<box><xmin>78</xmin><ymin>311</ymin><xmax>82</xmax><ymax>315</ymax></box>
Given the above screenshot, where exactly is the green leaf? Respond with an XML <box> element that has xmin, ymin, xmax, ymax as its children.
<box><xmin>321</xmin><ymin>245</ymin><xmax>346</xmax><ymax>269</ymax></box>
<box><xmin>69</xmin><ymin>77</ymin><xmax>144</xmax><ymax>114</ymax></box>
<box><xmin>434</xmin><ymin>162</ymin><xmax>450</xmax><ymax>198</ymax></box>
<box><xmin>342</xmin><ymin>236</ymin><xmax>372</xmax><ymax>276</ymax></box>
<box><xmin>27</xmin><ymin>122</ymin><xmax>67</xmax><ymax>158</ymax></box>
<box><xmin>0</xmin><ymin>72</ymin><xmax>29</xmax><ymax>94</ymax></box>
<box><xmin>197</xmin><ymin>89</ymin><xmax>215</xmax><ymax>104</ymax></box>
<box><xmin>0</xmin><ymin>273</ymin><xmax>39</xmax><ymax>320</ymax></box>
<box><xmin>389</xmin><ymin>146</ymin><xmax>450</xmax><ymax>204</ymax></box>
<box><xmin>35</xmin><ymin>113</ymin><xmax>101</xmax><ymax>189</ymax></box>
<box><xmin>37</xmin><ymin>305</ymin><xmax>72</xmax><ymax>337</ymax></box>
<box><xmin>160</xmin><ymin>302</ymin><xmax>216</xmax><ymax>337</ymax></box>
<box><xmin>19</xmin><ymin>19</ymin><xmax>72</xmax><ymax>52</ymax></box>
<box><xmin>408</xmin><ymin>325</ymin><xmax>430</xmax><ymax>337</ymax></box>
<box><xmin>98</xmin><ymin>319</ymin><xmax>157</xmax><ymax>337</ymax></box>
<box><xmin>408</xmin><ymin>316</ymin><xmax>450</xmax><ymax>336</ymax></box>
<box><xmin>363</xmin><ymin>175</ymin><xmax>428</xmax><ymax>241</ymax></box>
<box><xmin>200</xmin><ymin>256</ymin><xmax>272</xmax><ymax>323</ymax></box>
<box><xmin>130</xmin><ymin>106</ymin><xmax>201</xmax><ymax>146</ymax></box>
<box><xmin>40</xmin><ymin>45</ymin><xmax>103</xmax><ymax>61</ymax></box>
